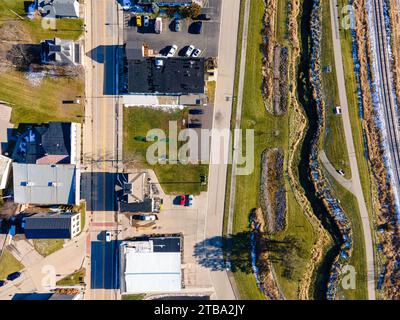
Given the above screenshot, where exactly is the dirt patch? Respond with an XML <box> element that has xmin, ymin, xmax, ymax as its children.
<box><xmin>0</xmin><ymin>21</ymin><xmax>33</xmax><ymax>73</ymax></box>
<box><xmin>260</xmin><ymin>148</ymin><xmax>286</xmax><ymax>233</ymax></box>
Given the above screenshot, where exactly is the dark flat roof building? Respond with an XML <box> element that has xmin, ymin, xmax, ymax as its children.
<box><xmin>128</xmin><ymin>58</ymin><xmax>205</xmax><ymax>96</ymax></box>
<box><xmin>24</xmin><ymin>212</ymin><xmax>80</xmax><ymax>239</ymax></box>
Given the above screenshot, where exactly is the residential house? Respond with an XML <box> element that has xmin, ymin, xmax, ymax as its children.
<box><xmin>117</xmin><ymin>172</ymin><xmax>161</xmax><ymax>214</ymax></box>
<box><xmin>41</xmin><ymin>38</ymin><xmax>81</xmax><ymax>66</ymax></box>
<box><xmin>23</xmin><ymin>211</ymin><xmax>81</xmax><ymax>239</ymax></box>
<box><xmin>12</xmin><ymin>122</ymin><xmax>80</xmax><ymax>166</ymax></box>
<box><xmin>11</xmin><ymin>122</ymin><xmax>81</xmax><ymax>205</ymax></box>
<box><xmin>38</xmin><ymin>0</ymin><xmax>80</xmax><ymax>18</ymax></box>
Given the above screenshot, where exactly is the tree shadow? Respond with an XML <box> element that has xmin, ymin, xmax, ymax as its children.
<box><xmin>193</xmin><ymin>232</ymin><xmax>299</xmax><ymax>275</ymax></box>
<box><xmin>6</xmin><ymin>44</ymin><xmax>42</xmax><ymax>71</ymax></box>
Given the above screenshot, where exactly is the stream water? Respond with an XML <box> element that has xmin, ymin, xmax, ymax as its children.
<box><xmin>296</xmin><ymin>0</ymin><xmax>343</xmax><ymax>299</ymax></box>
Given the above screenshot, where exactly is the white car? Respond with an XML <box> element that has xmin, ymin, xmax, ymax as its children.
<box><xmin>192</xmin><ymin>48</ymin><xmax>202</xmax><ymax>58</ymax></box>
<box><xmin>143</xmin><ymin>15</ymin><xmax>150</xmax><ymax>27</ymax></box>
<box><xmin>105</xmin><ymin>231</ymin><xmax>111</xmax><ymax>242</ymax></box>
<box><xmin>185</xmin><ymin>45</ymin><xmax>195</xmax><ymax>57</ymax></box>
<box><xmin>166</xmin><ymin>45</ymin><xmax>178</xmax><ymax>57</ymax></box>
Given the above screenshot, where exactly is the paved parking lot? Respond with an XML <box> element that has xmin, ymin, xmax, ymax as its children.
<box><xmin>118</xmin><ymin>180</ymin><xmax>212</xmax><ymax>290</ymax></box>
<box><xmin>187</xmin><ymin>104</ymin><xmax>214</xmax><ymax>163</ymax></box>
<box><xmin>123</xmin><ymin>0</ymin><xmax>221</xmax><ymax>58</ymax></box>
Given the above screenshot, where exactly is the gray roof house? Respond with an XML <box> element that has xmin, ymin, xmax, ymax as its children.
<box><xmin>38</xmin><ymin>0</ymin><xmax>80</xmax><ymax>18</ymax></box>
<box><xmin>41</xmin><ymin>38</ymin><xmax>80</xmax><ymax>65</ymax></box>
<box><xmin>24</xmin><ymin>212</ymin><xmax>81</xmax><ymax>239</ymax></box>
<box><xmin>13</xmin><ymin>163</ymin><xmax>78</xmax><ymax>205</ymax></box>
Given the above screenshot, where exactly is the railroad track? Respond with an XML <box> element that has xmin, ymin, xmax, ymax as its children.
<box><xmin>372</xmin><ymin>0</ymin><xmax>400</xmax><ymax>205</ymax></box>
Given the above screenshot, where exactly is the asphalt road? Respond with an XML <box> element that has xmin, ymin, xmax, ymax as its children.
<box><xmin>205</xmin><ymin>0</ymin><xmax>241</xmax><ymax>300</ymax></box>
<box><xmin>329</xmin><ymin>0</ymin><xmax>376</xmax><ymax>300</ymax></box>
<box><xmin>82</xmin><ymin>0</ymin><xmax>123</xmax><ymax>300</ymax></box>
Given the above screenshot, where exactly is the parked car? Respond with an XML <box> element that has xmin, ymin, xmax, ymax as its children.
<box><xmin>7</xmin><ymin>272</ymin><xmax>21</xmax><ymax>281</ymax></box>
<box><xmin>105</xmin><ymin>231</ymin><xmax>111</xmax><ymax>242</ymax></box>
<box><xmin>190</xmin><ymin>21</ymin><xmax>203</xmax><ymax>34</ymax></box>
<box><xmin>192</xmin><ymin>48</ymin><xmax>202</xmax><ymax>58</ymax></box>
<box><xmin>195</xmin><ymin>14</ymin><xmax>210</xmax><ymax>21</ymax></box>
<box><xmin>174</xmin><ymin>19</ymin><xmax>181</xmax><ymax>32</ymax></box>
<box><xmin>166</xmin><ymin>45</ymin><xmax>178</xmax><ymax>57</ymax></box>
<box><xmin>143</xmin><ymin>15</ymin><xmax>150</xmax><ymax>27</ymax></box>
<box><xmin>179</xmin><ymin>194</ymin><xmax>194</xmax><ymax>207</ymax></box>
<box><xmin>136</xmin><ymin>15</ymin><xmax>142</xmax><ymax>27</ymax></box>
<box><xmin>337</xmin><ymin>169</ymin><xmax>345</xmax><ymax>176</ymax></box>
<box><xmin>131</xmin><ymin>215</ymin><xmax>157</xmax><ymax>221</ymax></box>
<box><xmin>188</xmin><ymin>123</ymin><xmax>202</xmax><ymax>128</ymax></box>
<box><xmin>0</xmin><ymin>280</ymin><xmax>5</xmax><ymax>287</ymax></box>
<box><xmin>155</xmin><ymin>17</ymin><xmax>162</xmax><ymax>34</ymax></box>
<box><xmin>189</xmin><ymin>109</ymin><xmax>204</xmax><ymax>115</ymax></box>
<box><xmin>185</xmin><ymin>45</ymin><xmax>195</xmax><ymax>57</ymax></box>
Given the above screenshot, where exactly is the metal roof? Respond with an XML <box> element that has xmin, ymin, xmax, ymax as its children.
<box><xmin>39</xmin><ymin>0</ymin><xmax>79</xmax><ymax>18</ymax></box>
<box><xmin>121</xmin><ymin>239</ymin><xmax>182</xmax><ymax>293</ymax></box>
<box><xmin>13</xmin><ymin>163</ymin><xmax>77</xmax><ymax>205</ymax></box>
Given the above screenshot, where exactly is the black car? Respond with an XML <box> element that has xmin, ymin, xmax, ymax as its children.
<box><xmin>174</xmin><ymin>19</ymin><xmax>181</xmax><ymax>32</ymax></box>
<box><xmin>189</xmin><ymin>109</ymin><xmax>204</xmax><ymax>115</ymax></box>
<box><xmin>195</xmin><ymin>14</ymin><xmax>210</xmax><ymax>21</ymax></box>
<box><xmin>188</xmin><ymin>123</ymin><xmax>202</xmax><ymax>129</ymax></box>
<box><xmin>7</xmin><ymin>272</ymin><xmax>21</xmax><ymax>281</ymax></box>
<box><xmin>0</xmin><ymin>280</ymin><xmax>5</xmax><ymax>287</ymax></box>
<box><xmin>189</xmin><ymin>21</ymin><xmax>203</xmax><ymax>34</ymax></box>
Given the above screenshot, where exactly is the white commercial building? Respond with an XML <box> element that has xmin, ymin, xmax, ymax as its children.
<box><xmin>120</xmin><ymin>237</ymin><xmax>182</xmax><ymax>294</ymax></box>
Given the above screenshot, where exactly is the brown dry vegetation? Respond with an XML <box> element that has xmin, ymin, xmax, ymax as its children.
<box><xmin>261</xmin><ymin>0</ymin><xmax>289</xmax><ymax>115</ymax></box>
<box><xmin>353</xmin><ymin>0</ymin><xmax>400</xmax><ymax>299</ymax></box>
<box><xmin>251</xmin><ymin>208</ymin><xmax>283</xmax><ymax>299</ymax></box>
<box><xmin>260</xmin><ymin>148</ymin><xmax>287</xmax><ymax>233</ymax></box>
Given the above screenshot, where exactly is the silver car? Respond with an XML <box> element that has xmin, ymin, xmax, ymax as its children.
<box><xmin>185</xmin><ymin>45</ymin><xmax>195</xmax><ymax>57</ymax></box>
<box><xmin>143</xmin><ymin>15</ymin><xmax>150</xmax><ymax>27</ymax></box>
<box><xmin>192</xmin><ymin>48</ymin><xmax>202</xmax><ymax>58</ymax></box>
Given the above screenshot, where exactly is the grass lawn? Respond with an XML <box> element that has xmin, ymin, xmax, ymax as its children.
<box><xmin>0</xmin><ymin>71</ymin><xmax>84</xmax><ymax>125</ymax></box>
<box><xmin>275</xmin><ymin>0</ymin><xmax>289</xmax><ymax>44</ymax></box>
<box><xmin>33</xmin><ymin>239</ymin><xmax>64</xmax><ymax>257</ymax></box>
<box><xmin>231</xmin><ymin>0</ymin><xmax>315</xmax><ymax>300</ymax></box>
<box><xmin>123</xmin><ymin>106</ymin><xmax>208</xmax><ymax>195</ymax></box>
<box><xmin>320</xmin><ymin>1</ymin><xmax>351</xmax><ymax>179</ymax></box>
<box><xmin>0</xmin><ymin>248</ymin><xmax>24</xmax><ymax>280</ymax></box>
<box><xmin>206</xmin><ymin>81</ymin><xmax>216</xmax><ymax>103</ymax></box>
<box><xmin>336</xmin><ymin>0</ymin><xmax>374</xmax><ymax>237</ymax></box>
<box><xmin>0</xmin><ymin>0</ymin><xmax>83</xmax><ymax>42</ymax></box>
<box><xmin>56</xmin><ymin>268</ymin><xmax>85</xmax><ymax>286</ymax></box>
<box><xmin>0</xmin><ymin>0</ymin><xmax>84</xmax><ymax>125</ymax></box>
<box><xmin>323</xmin><ymin>172</ymin><xmax>368</xmax><ymax>299</ymax></box>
